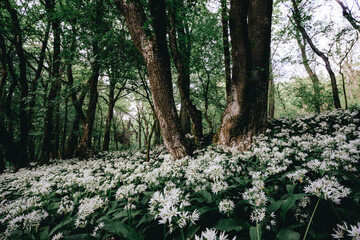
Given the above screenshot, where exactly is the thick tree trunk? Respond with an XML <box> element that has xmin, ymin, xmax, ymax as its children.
<box><xmin>168</xmin><ymin>2</ymin><xmax>203</xmax><ymax>144</ymax></box>
<box><xmin>291</xmin><ymin>0</ymin><xmax>341</xmax><ymax>109</ymax></box>
<box><xmin>115</xmin><ymin>0</ymin><xmax>190</xmax><ymax>158</ymax></box>
<box><xmin>221</xmin><ymin>0</ymin><xmax>232</xmax><ymax>101</ymax></box>
<box><xmin>4</xmin><ymin>0</ymin><xmax>30</xmax><ymax>169</ymax></box>
<box><xmin>216</xmin><ymin>0</ymin><xmax>273</xmax><ymax>150</ymax></box>
<box><xmin>294</xmin><ymin>28</ymin><xmax>321</xmax><ymax>113</ymax></box>
<box><xmin>180</xmin><ymin>107</ymin><xmax>191</xmax><ymax>135</ymax></box>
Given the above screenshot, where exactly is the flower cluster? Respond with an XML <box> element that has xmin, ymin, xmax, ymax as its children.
<box><xmin>148</xmin><ymin>187</ymin><xmax>200</xmax><ymax>232</ymax></box>
<box><xmin>304</xmin><ymin>176</ymin><xmax>351</xmax><ymax>204</ymax></box>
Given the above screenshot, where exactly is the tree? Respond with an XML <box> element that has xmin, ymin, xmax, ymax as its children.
<box><xmin>168</xmin><ymin>0</ymin><xmax>203</xmax><ymax>144</ymax></box>
<box><xmin>40</xmin><ymin>0</ymin><xmax>62</xmax><ymax>165</ymax></box>
<box><xmin>114</xmin><ymin>0</ymin><xmax>191</xmax><ymax>159</ymax></box>
<box><xmin>3</xmin><ymin>0</ymin><xmax>30</xmax><ymax>169</ymax></box>
<box><xmin>334</xmin><ymin>0</ymin><xmax>360</xmax><ymax>33</ymax></box>
<box><xmin>290</xmin><ymin>19</ymin><xmax>322</xmax><ymax>112</ymax></box>
<box><xmin>76</xmin><ymin>0</ymin><xmax>106</xmax><ymax>158</ymax></box>
<box><xmin>291</xmin><ymin>0</ymin><xmax>341</xmax><ymax>109</ymax></box>
<box><xmin>216</xmin><ymin>0</ymin><xmax>273</xmax><ymax>150</ymax></box>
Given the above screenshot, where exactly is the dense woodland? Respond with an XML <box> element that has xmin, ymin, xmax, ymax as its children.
<box><xmin>1</xmin><ymin>0</ymin><xmax>360</xmax><ymax>239</ymax></box>
<box><xmin>0</xmin><ymin>0</ymin><xmax>359</xmax><ymax>170</ymax></box>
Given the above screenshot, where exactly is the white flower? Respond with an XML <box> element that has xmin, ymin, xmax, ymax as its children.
<box><xmin>242</xmin><ymin>186</ymin><xmax>268</xmax><ymax>207</ymax></box>
<box><xmin>211</xmin><ymin>181</ymin><xmax>228</xmax><ymax>195</ymax></box>
<box><xmin>250</xmin><ymin>208</ymin><xmax>266</xmax><ymax>223</ymax></box>
<box><xmin>52</xmin><ymin>232</ymin><xmax>63</xmax><ymax>240</ymax></box>
<box><xmin>304</xmin><ymin>176</ymin><xmax>350</xmax><ymax>204</ymax></box>
<box><xmin>347</xmin><ymin>222</ymin><xmax>360</xmax><ymax>239</ymax></box>
<box><xmin>195</xmin><ymin>228</ymin><xmax>235</xmax><ymax>240</ymax></box>
<box><xmin>218</xmin><ymin>199</ymin><xmax>235</xmax><ymax>214</ymax></box>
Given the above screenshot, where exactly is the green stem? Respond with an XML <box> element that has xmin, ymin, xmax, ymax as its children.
<box><xmin>164</xmin><ymin>224</ymin><xmax>166</xmax><ymax>240</ymax></box>
<box><xmin>180</xmin><ymin>228</ymin><xmax>185</xmax><ymax>240</ymax></box>
<box><xmin>303</xmin><ymin>197</ymin><xmax>320</xmax><ymax>240</ymax></box>
<box><xmin>329</xmin><ymin>201</ymin><xmax>342</xmax><ymax>222</ymax></box>
<box><xmin>256</xmin><ymin>221</ymin><xmax>260</xmax><ymax>240</ymax></box>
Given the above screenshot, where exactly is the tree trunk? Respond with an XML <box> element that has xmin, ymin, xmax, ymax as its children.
<box><xmin>169</xmin><ymin>2</ymin><xmax>202</xmax><ymax>143</ymax></box>
<box><xmin>291</xmin><ymin>0</ymin><xmax>341</xmax><ymax>109</ymax></box>
<box><xmin>216</xmin><ymin>0</ymin><xmax>273</xmax><ymax>150</ymax></box>
<box><xmin>75</xmin><ymin>0</ymin><xmax>103</xmax><ymax>158</ymax></box>
<box><xmin>102</xmin><ymin>96</ymin><xmax>115</xmax><ymax>151</ymax></box>
<box><xmin>180</xmin><ymin>106</ymin><xmax>191</xmax><ymax>135</ymax></box>
<box><xmin>40</xmin><ymin>0</ymin><xmax>62</xmax><ymax>165</ymax></box>
<box><xmin>268</xmin><ymin>66</ymin><xmax>275</xmax><ymax>119</ymax></box>
<box><xmin>221</xmin><ymin>0</ymin><xmax>232</xmax><ymax>101</ymax></box>
<box><xmin>114</xmin><ymin>0</ymin><xmax>190</xmax><ymax>158</ymax></box>
<box><xmin>4</xmin><ymin>0</ymin><xmax>30</xmax><ymax>169</ymax></box>
<box><xmin>293</xmin><ymin>27</ymin><xmax>321</xmax><ymax>112</ymax></box>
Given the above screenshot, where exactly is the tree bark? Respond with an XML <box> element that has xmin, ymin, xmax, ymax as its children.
<box><xmin>40</xmin><ymin>0</ymin><xmax>62</xmax><ymax>165</ymax></box>
<box><xmin>268</xmin><ymin>66</ymin><xmax>275</xmax><ymax>119</ymax></box>
<box><xmin>168</xmin><ymin>0</ymin><xmax>203</xmax><ymax>144</ymax></box>
<box><xmin>4</xmin><ymin>0</ymin><xmax>30</xmax><ymax>169</ymax></box>
<box><xmin>216</xmin><ymin>0</ymin><xmax>273</xmax><ymax>150</ymax></box>
<box><xmin>102</xmin><ymin>84</ymin><xmax>116</xmax><ymax>151</ymax></box>
<box><xmin>114</xmin><ymin>0</ymin><xmax>190</xmax><ymax>158</ymax></box>
<box><xmin>293</xmin><ymin>26</ymin><xmax>321</xmax><ymax>113</ymax></box>
<box><xmin>291</xmin><ymin>0</ymin><xmax>341</xmax><ymax>109</ymax></box>
<box><xmin>221</xmin><ymin>0</ymin><xmax>232</xmax><ymax>101</ymax></box>
<box><xmin>75</xmin><ymin>0</ymin><xmax>103</xmax><ymax>158</ymax></box>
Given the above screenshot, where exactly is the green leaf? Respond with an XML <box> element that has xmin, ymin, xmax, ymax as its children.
<box><xmin>49</xmin><ymin>216</ymin><xmax>74</xmax><ymax>237</ymax></box>
<box><xmin>199</xmin><ymin>190</ymin><xmax>212</xmax><ymax>203</ymax></box>
<box><xmin>102</xmin><ymin>221</ymin><xmax>144</xmax><ymax>240</ymax></box>
<box><xmin>64</xmin><ymin>234</ymin><xmax>95</xmax><ymax>240</ymax></box>
<box><xmin>280</xmin><ymin>194</ymin><xmax>307</xmax><ymax>222</ymax></box>
<box><xmin>267</xmin><ymin>200</ymin><xmax>284</xmax><ymax>213</ymax></box>
<box><xmin>214</xmin><ymin>218</ymin><xmax>249</xmax><ymax>232</ymax></box>
<box><xmin>186</xmin><ymin>226</ymin><xmax>201</xmax><ymax>239</ymax></box>
<box><xmin>39</xmin><ymin>226</ymin><xmax>49</xmax><ymax>240</ymax></box>
<box><xmin>47</xmin><ymin>202</ymin><xmax>60</xmax><ymax>211</ymax></box>
<box><xmin>250</xmin><ymin>226</ymin><xmax>261</xmax><ymax>240</ymax></box>
<box><xmin>275</xmin><ymin>228</ymin><xmax>300</xmax><ymax>240</ymax></box>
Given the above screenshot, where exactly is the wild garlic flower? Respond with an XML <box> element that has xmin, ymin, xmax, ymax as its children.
<box><xmin>148</xmin><ymin>188</ymin><xmax>199</xmax><ymax>232</ymax></box>
<box><xmin>75</xmin><ymin>196</ymin><xmax>107</xmax><ymax>228</ymax></box>
<box><xmin>242</xmin><ymin>186</ymin><xmax>268</xmax><ymax>207</ymax></box>
<box><xmin>51</xmin><ymin>232</ymin><xmax>64</xmax><ymax>240</ymax></box>
<box><xmin>57</xmin><ymin>196</ymin><xmax>74</xmax><ymax>215</ymax></box>
<box><xmin>218</xmin><ymin>199</ymin><xmax>235</xmax><ymax>215</ymax></box>
<box><xmin>332</xmin><ymin>222</ymin><xmax>360</xmax><ymax>239</ymax></box>
<box><xmin>304</xmin><ymin>176</ymin><xmax>350</xmax><ymax>204</ymax></box>
<box><xmin>194</xmin><ymin>228</ymin><xmax>236</xmax><ymax>240</ymax></box>
<box><xmin>250</xmin><ymin>207</ymin><xmax>266</xmax><ymax>223</ymax></box>
<box><xmin>211</xmin><ymin>181</ymin><xmax>229</xmax><ymax>195</ymax></box>
<box><xmin>286</xmin><ymin>169</ymin><xmax>308</xmax><ymax>183</ymax></box>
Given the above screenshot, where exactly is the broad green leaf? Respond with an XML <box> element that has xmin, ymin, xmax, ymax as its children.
<box><xmin>199</xmin><ymin>190</ymin><xmax>212</xmax><ymax>203</ymax></box>
<box><xmin>267</xmin><ymin>200</ymin><xmax>284</xmax><ymax>213</ymax></box>
<box><xmin>280</xmin><ymin>194</ymin><xmax>307</xmax><ymax>221</ymax></box>
<box><xmin>275</xmin><ymin>228</ymin><xmax>300</xmax><ymax>240</ymax></box>
<box><xmin>49</xmin><ymin>216</ymin><xmax>74</xmax><ymax>237</ymax></box>
<box><xmin>64</xmin><ymin>234</ymin><xmax>95</xmax><ymax>240</ymax></box>
<box><xmin>214</xmin><ymin>218</ymin><xmax>249</xmax><ymax>232</ymax></box>
<box><xmin>39</xmin><ymin>226</ymin><xmax>49</xmax><ymax>240</ymax></box>
<box><xmin>250</xmin><ymin>226</ymin><xmax>262</xmax><ymax>240</ymax></box>
<box><xmin>102</xmin><ymin>221</ymin><xmax>144</xmax><ymax>240</ymax></box>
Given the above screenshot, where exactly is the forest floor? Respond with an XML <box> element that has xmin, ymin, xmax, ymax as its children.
<box><xmin>1</xmin><ymin>109</ymin><xmax>360</xmax><ymax>240</ymax></box>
